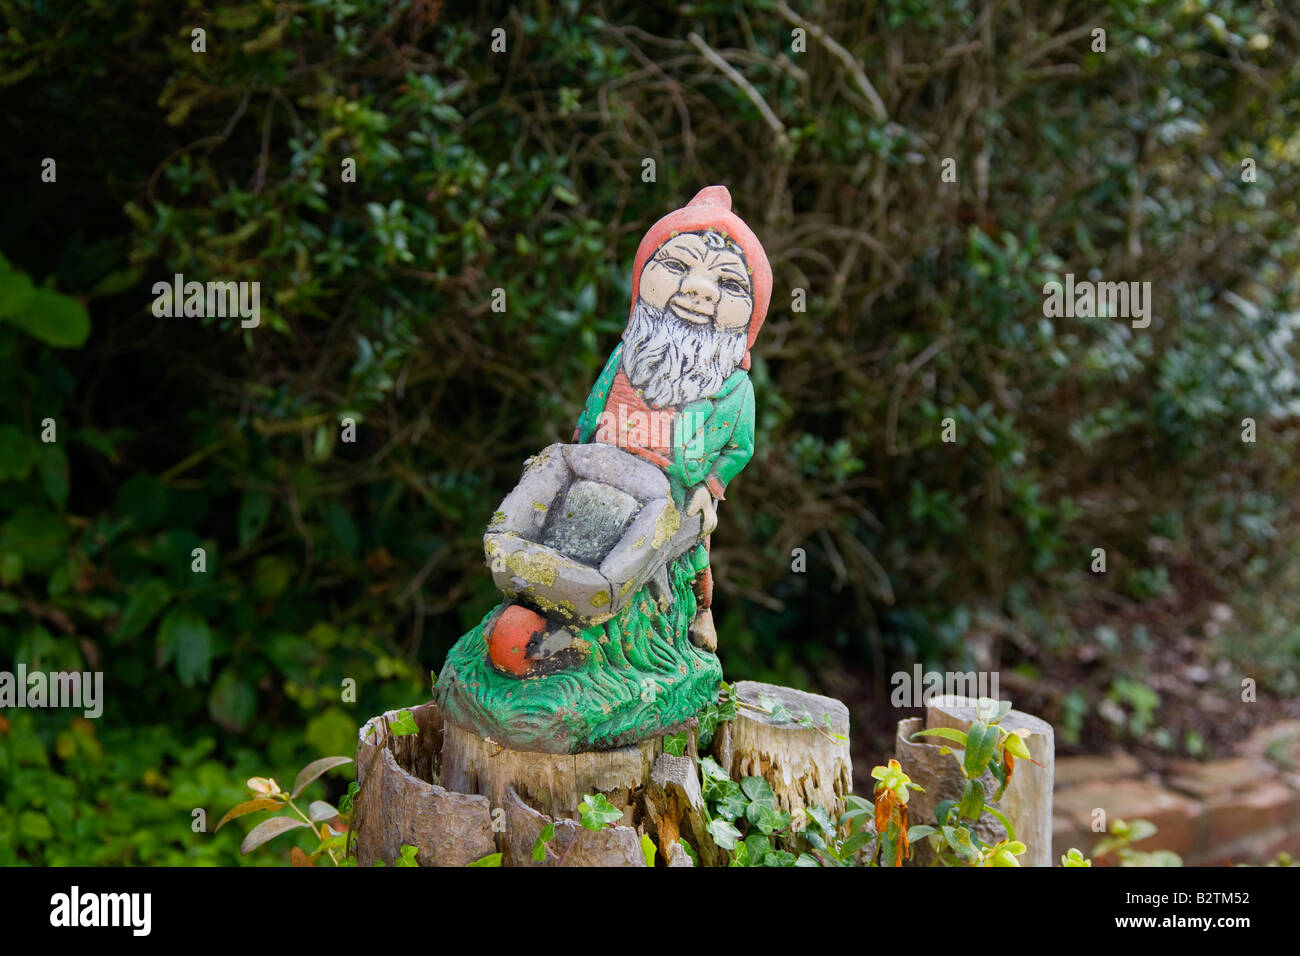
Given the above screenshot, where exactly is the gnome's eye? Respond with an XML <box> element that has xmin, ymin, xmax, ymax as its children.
<box><xmin>659</xmin><ymin>257</ymin><xmax>686</xmax><ymax>274</ymax></box>
<box><xmin>720</xmin><ymin>278</ymin><xmax>748</xmax><ymax>296</ymax></box>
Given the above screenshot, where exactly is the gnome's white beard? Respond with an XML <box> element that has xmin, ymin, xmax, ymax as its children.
<box><xmin>621</xmin><ymin>300</ymin><xmax>747</xmax><ymax>409</ymax></box>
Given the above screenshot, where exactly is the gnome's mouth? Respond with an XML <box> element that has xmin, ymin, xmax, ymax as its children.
<box><xmin>669</xmin><ymin>298</ymin><xmax>712</xmax><ymax>324</ymax></box>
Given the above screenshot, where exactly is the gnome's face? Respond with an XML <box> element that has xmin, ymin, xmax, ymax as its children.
<box><xmin>622</xmin><ymin>230</ymin><xmax>753</xmax><ymax>409</ymax></box>
<box><xmin>638</xmin><ymin>232</ymin><xmax>754</xmax><ymax>332</ymax></box>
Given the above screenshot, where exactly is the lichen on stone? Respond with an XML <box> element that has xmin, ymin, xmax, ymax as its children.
<box><xmin>651</xmin><ymin>501</ymin><xmax>681</xmax><ymax>549</ymax></box>
<box><xmin>503</xmin><ymin>547</ymin><xmax>561</xmax><ymax>587</ymax></box>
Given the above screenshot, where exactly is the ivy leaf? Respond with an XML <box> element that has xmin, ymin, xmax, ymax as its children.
<box><xmin>640</xmin><ymin>833</ymin><xmax>656</xmax><ymax>867</ymax></box>
<box><xmin>663</xmin><ymin>732</ymin><xmax>688</xmax><ymax>757</ymax></box>
<box><xmin>387</xmin><ymin>709</ymin><xmax>419</xmax><ymax>737</ymax></box>
<box><xmin>740</xmin><ymin>775</ymin><xmax>776</xmax><ymax>808</ymax></box>
<box><xmin>748</xmin><ymin>802</ymin><xmax>783</xmax><ymax>834</ymax></box>
<box><xmin>699</xmin><ymin>755</ymin><xmax>730</xmax><ymax>783</ymax></box>
<box><xmin>728</xmin><ymin>839</ymin><xmax>750</xmax><ymax>867</ymax></box>
<box><xmin>338</xmin><ymin>782</ymin><xmax>361</xmax><ymax>817</ymax></box>
<box><xmin>467</xmin><ymin>853</ymin><xmax>502</xmax><ymax>867</ymax></box>
<box><xmin>806</xmin><ymin>805</ymin><xmax>833</xmax><ymax>835</ymax></box>
<box><xmin>705</xmin><ymin>778</ymin><xmax>747</xmax><ymax>821</ymax></box>
<box><xmin>707</xmin><ymin>817</ymin><xmax>742</xmax><ymax>850</ymax></box>
<box><xmin>578</xmin><ymin>793</ymin><xmax>622</xmax><ymax>831</ymax></box>
<box><xmin>760</xmin><ymin>694</ymin><xmax>793</xmax><ymax>723</ymax></box>
<box><xmin>395</xmin><ymin>844</ymin><xmax>419</xmax><ymax>867</ymax></box>
<box><xmin>743</xmin><ymin>832</ymin><xmax>771</xmax><ymax>865</ymax></box>
<box><xmin>532</xmin><ymin>822</ymin><xmax>555</xmax><ymax>861</ymax></box>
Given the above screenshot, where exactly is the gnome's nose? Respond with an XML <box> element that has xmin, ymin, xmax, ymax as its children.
<box><xmin>680</xmin><ymin>274</ymin><xmax>718</xmax><ymax>307</ymax></box>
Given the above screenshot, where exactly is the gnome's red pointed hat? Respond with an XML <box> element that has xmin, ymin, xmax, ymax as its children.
<box><xmin>627</xmin><ymin>185</ymin><xmax>772</xmax><ymax>370</ymax></box>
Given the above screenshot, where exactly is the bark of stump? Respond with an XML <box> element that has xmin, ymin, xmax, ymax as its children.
<box><xmin>353</xmin><ymin>703</ymin><xmax>497</xmax><ymax>867</ymax></box>
<box><xmin>439</xmin><ymin>716</ymin><xmax>697</xmax><ymax>823</ymax></box>
<box><xmin>711</xmin><ymin>680</ymin><xmax>852</xmax><ymax>818</ymax></box>
<box><xmin>895</xmin><ymin>694</ymin><xmax>1055</xmax><ymax>866</ymax></box>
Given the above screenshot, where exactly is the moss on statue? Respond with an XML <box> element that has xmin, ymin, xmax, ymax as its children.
<box><xmin>435</xmin><ymin>551</ymin><xmax>721</xmax><ymax>753</ymax></box>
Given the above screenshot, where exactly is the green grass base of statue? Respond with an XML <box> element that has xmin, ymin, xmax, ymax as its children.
<box><xmin>435</xmin><ymin>552</ymin><xmax>721</xmax><ymax>753</ymax></box>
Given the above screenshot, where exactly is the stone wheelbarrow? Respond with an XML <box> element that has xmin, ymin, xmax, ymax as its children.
<box><xmin>481</xmin><ymin>442</ymin><xmax>708</xmax><ymax>676</ymax></box>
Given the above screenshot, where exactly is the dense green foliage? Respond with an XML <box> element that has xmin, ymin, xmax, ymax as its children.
<box><xmin>1</xmin><ymin>0</ymin><xmax>1298</xmax><ymax>863</ymax></box>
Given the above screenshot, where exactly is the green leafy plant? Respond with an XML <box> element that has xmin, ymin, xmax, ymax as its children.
<box><xmin>216</xmin><ymin>755</ymin><xmax>354</xmax><ymax>866</ymax></box>
<box><xmin>907</xmin><ymin>697</ymin><xmax>1037</xmax><ymax>867</ymax></box>
<box><xmin>869</xmin><ymin>758</ymin><xmax>923</xmax><ymax>866</ymax></box>
<box><xmin>217</xmin><ymin>706</ymin><xmax>421</xmax><ymax>866</ymax></box>
<box><xmin>1061</xmin><ymin>847</ymin><xmax>1093</xmax><ymax>867</ymax></box>
<box><xmin>525</xmin><ymin>791</ymin><xmax>627</xmax><ymax>866</ymax></box>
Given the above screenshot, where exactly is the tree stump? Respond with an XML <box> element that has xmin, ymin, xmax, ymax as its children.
<box><xmin>894</xmin><ymin>694</ymin><xmax>1055</xmax><ymax>866</ymax></box>
<box><xmin>353</xmin><ymin>704</ymin><xmax>497</xmax><ymax>868</ymax></box>
<box><xmin>354</xmin><ymin>700</ymin><xmax>700</xmax><ymax>866</ymax></box>
<box><xmin>711</xmin><ymin>680</ymin><xmax>852</xmax><ymax>818</ymax></box>
<box><xmin>439</xmin><ymin>716</ymin><xmax>696</xmax><ymax>822</ymax></box>
<box><xmin>355</xmin><ymin>682</ymin><xmax>855</xmax><ymax>866</ymax></box>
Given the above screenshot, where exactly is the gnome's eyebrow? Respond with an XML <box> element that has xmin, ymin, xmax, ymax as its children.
<box><xmin>667</xmin><ymin>238</ymin><xmax>708</xmax><ymax>262</ymax></box>
<box><xmin>715</xmin><ymin>264</ymin><xmax>749</xmax><ymax>284</ymax></box>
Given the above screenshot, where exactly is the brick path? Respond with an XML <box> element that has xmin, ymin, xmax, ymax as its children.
<box><xmin>1053</xmin><ymin>720</ymin><xmax>1300</xmax><ymax>865</ymax></box>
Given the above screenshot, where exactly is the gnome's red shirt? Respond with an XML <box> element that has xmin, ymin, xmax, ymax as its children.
<box><xmin>596</xmin><ymin>369</ymin><xmax>676</xmax><ymax>469</ymax></box>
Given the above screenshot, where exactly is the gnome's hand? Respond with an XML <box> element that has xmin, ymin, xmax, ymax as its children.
<box><xmin>686</xmin><ymin>486</ymin><xmax>718</xmax><ymax>537</ymax></box>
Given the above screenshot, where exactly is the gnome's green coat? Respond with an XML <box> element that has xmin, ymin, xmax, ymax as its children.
<box><xmin>573</xmin><ymin>342</ymin><xmax>756</xmax><ymax>507</ymax></box>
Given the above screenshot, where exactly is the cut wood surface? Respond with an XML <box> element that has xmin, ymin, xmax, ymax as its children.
<box><xmin>711</xmin><ymin>680</ymin><xmax>852</xmax><ymax>818</ymax></box>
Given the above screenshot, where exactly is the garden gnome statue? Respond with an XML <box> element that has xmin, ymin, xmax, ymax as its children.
<box><xmin>435</xmin><ymin>185</ymin><xmax>771</xmax><ymax>753</ymax></box>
